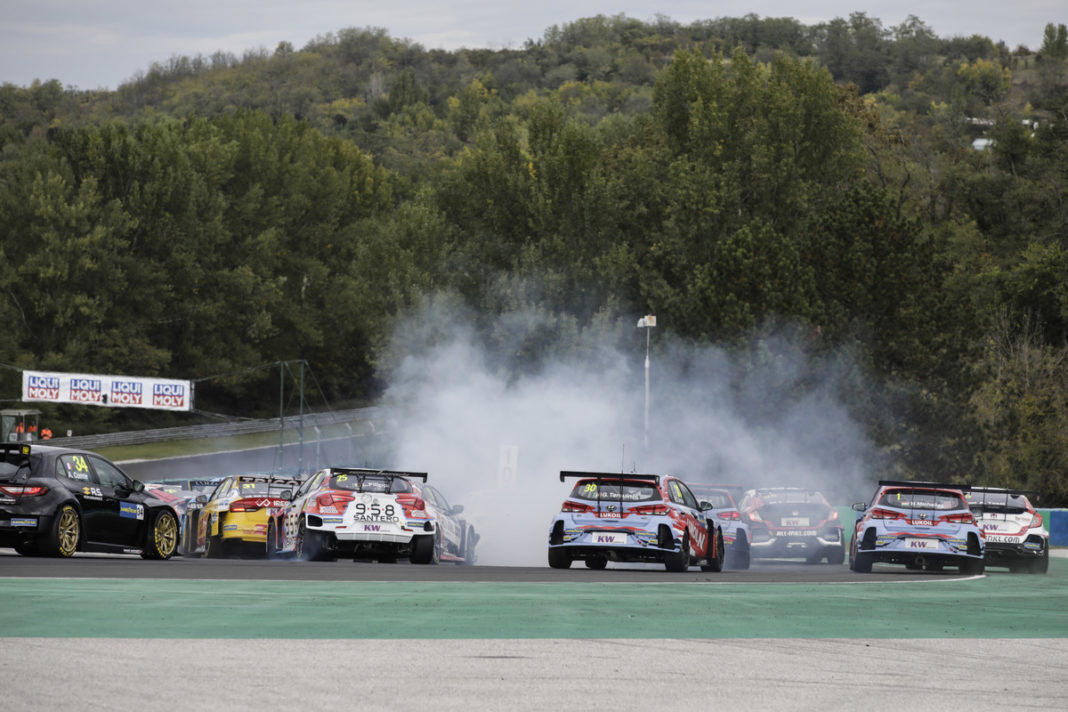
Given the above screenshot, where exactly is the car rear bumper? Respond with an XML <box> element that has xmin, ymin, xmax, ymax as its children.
<box><xmin>749</xmin><ymin>528</ymin><xmax>842</xmax><ymax>557</ymax></box>
<box><xmin>984</xmin><ymin>537</ymin><xmax>1047</xmax><ymax>563</ymax></box>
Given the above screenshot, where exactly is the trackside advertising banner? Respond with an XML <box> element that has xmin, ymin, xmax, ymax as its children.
<box><xmin>22</xmin><ymin>370</ymin><xmax>193</xmax><ymax>412</ymax></box>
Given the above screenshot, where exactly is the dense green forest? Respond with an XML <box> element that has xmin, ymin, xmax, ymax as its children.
<box><xmin>1</xmin><ymin>14</ymin><xmax>1067</xmax><ymax>500</ymax></box>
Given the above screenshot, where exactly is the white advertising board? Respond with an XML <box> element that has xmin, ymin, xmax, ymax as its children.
<box><xmin>22</xmin><ymin>370</ymin><xmax>193</xmax><ymax>411</ymax></box>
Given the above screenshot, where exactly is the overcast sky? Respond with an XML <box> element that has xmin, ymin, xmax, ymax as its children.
<box><xmin>3</xmin><ymin>1</ymin><xmax>1064</xmax><ymax>90</ymax></box>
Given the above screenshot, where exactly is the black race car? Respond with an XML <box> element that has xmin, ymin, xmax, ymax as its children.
<box><xmin>0</xmin><ymin>443</ymin><xmax>179</xmax><ymax>558</ymax></box>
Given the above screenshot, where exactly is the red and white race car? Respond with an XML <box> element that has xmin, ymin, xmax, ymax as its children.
<box><xmin>266</xmin><ymin>467</ymin><xmax>477</xmax><ymax>564</ymax></box>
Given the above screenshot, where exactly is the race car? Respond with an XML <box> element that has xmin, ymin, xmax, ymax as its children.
<box><xmin>688</xmin><ymin>483</ymin><xmax>751</xmax><ymax>569</ymax></box>
<box><xmin>193</xmin><ymin>474</ymin><xmax>300</xmax><ymax>557</ymax></box>
<box><xmin>737</xmin><ymin>487</ymin><xmax>844</xmax><ymax>564</ymax></box>
<box><xmin>0</xmin><ymin>443</ymin><xmax>179</xmax><ymax>559</ymax></box>
<box><xmin>144</xmin><ymin>479</ymin><xmax>219</xmax><ymax>555</ymax></box>
<box><xmin>850</xmin><ymin>480</ymin><xmax>985</xmax><ymax>574</ymax></box>
<box><xmin>966</xmin><ymin>487</ymin><xmax>1048</xmax><ymax>573</ymax></box>
<box><xmin>266</xmin><ymin>467</ymin><xmax>475</xmax><ymax>564</ymax></box>
<box><xmin>547</xmin><ymin>471</ymin><xmax>724</xmax><ymax>572</ymax></box>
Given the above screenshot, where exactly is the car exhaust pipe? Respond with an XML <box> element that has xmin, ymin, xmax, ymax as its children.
<box><xmin>915</xmin><ymin>555</ymin><xmax>925</xmax><ymax>569</ymax></box>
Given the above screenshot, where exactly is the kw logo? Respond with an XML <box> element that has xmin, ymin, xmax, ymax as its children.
<box><xmin>364</xmin><ymin>524</ymin><xmax>381</xmax><ymax>532</ymax></box>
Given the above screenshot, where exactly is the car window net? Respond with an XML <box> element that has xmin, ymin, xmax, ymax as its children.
<box><xmin>570</xmin><ymin>481</ymin><xmax>659</xmax><ymax>502</ymax></box>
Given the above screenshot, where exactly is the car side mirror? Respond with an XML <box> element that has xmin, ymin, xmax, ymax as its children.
<box><xmin>195</xmin><ymin>494</ymin><xmax>208</xmax><ymax>504</ymax></box>
<box><xmin>280</xmin><ymin>489</ymin><xmax>293</xmax><ymax>500</ymax></box>
<box><xmin>131</xmin><ymin>480</ymin><xmax>145</xmax><ymax>493</ymax></box>
<box><xmin>700</xmin><ymin>501</ymin><xmax>713</xmax><ymax>511</ymax></box>
<box><xmin>851</xmin><ymin>502</ymin><xmax>866</xmax><ymax>512</ymax></box>
<box><xmin>450</xmin><ymin>504</ymin><xmax>464</xmax><ymax>515</ymax></box>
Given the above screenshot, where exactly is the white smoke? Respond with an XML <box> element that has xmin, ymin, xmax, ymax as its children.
<box><xmin>380</xmin><ymin>297</ymin><xmax>878</xmax><ymax>566</ymax></box>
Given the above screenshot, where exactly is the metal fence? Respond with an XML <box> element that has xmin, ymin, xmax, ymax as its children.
<box><xmin>39</xmin><ymin>406</ymin><xmax>384</xmax><ymax>450</ymax></box>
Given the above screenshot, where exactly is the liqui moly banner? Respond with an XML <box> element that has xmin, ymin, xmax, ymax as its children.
<box><xmin>22</xmin><ymin>371</ymin><xmax>193</xmax><ymax>411</ymax></box>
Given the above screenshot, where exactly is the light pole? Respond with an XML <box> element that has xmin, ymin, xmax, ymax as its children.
<box><xmin>636</xmin><ymin>315</ymin><xmax>656</xmax><ymax>449</ymax></box>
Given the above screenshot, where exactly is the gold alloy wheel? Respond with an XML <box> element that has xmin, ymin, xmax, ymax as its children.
<box><xmin>154</xmin><ymin>513</ymin><xmax>178</xmax><ymax>557</ymax></box>
<box><xmin>57</xmin><ymin>506</ymin><xmax>79</xmax><ymax>557</ymax></box>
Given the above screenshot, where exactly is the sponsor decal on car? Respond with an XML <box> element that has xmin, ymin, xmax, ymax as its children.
<box><xmin>8</xmin><ymin>518</ymin><xmax>38</xmax><ymax>527</ymax></box>
<box><xmin>590</xmin><ymin>532</ymin><xmax>627</xmax><ymax>545</ymax></box>
<box><xmin>119</xmin><ymin>502</ymin><xmax>144</xmax><ymax>520</ymax></box>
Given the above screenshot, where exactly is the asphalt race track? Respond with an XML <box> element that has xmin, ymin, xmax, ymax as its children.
<box><xmin>0</xmin><ymin>549</ymin><xmax>964</xmax><ymax>583</ymax></box>
<box><xmin>2</xmin><ymin>549</ymin><xmax>1068</xmax><ymax>711</ymax></box>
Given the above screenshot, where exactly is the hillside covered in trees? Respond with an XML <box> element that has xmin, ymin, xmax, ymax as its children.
<box><xmin>1</xmin><ymin>13</ymin><xmax>1067</xmax><ymax>500</ymax></box>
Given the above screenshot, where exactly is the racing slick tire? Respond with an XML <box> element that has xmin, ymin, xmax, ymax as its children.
<box><xmin>13</xmin><ymin>540</ymin><xmax>40</xmax><ymax>556</ymax></box>
<box><xmin>665</xmin><ymin>533</ymin><xmax>690</xmax><ymax>572</ymax></box>
<box><xmin>960</xmin><ymin>557</ymin><xmax>985</xmax><ymax>575</ymax></box>
<box><xmin>851</xmin><ymin>528</ymin><xmax>876</xmax><ymax>573</ymax></box>
<box><xmin>410</xmin><ymin>534</ymin><xmax>438</xmax><ymax>564</ymax></box>
<box><xmin>728</xmin><ymin>534</ymin><xmax>751</xmax><ymax>570</ymax></box>
<box><xmin>265</xmin><ymin>519</ymin><xmax>281</xmax><ymax>559</ymax></box>
<box><xmin>547</xmin><ymin>548</ymin><xmax>572</xmax><ymax>569</ymax></box>
<box><xmin>204</xmin><ymin>531</ymin><xmax>224</xmax><ymax>559</ymax></box>
<box><xmin>461</xmin><ymin>525</ymin><xmax>478</xmax><ymax>565</ymax></box>
<box><xmin>700</xmin><ymin>525</ymin><xmax>724</xmax><ymax>572</ymax></box>
<box><xmin>40</xmin><ymin>504</ymin><xmax>80</xmax><ymax>557</ymax></box>
<box><xmin>585</xmin><ymin>554</ymin><xmax>608</xmax><ymax>570</ymax></box>
<box><xmin>296</xmin><ymin>519</ymin><xmax>333</xmax><ymax>562</ymax></box>
<box><xmin>1030</xmin><ymin>550</ymin><xmax>1050</xmax><ymax>574</ymax></box>
<box><xmin>826</xmin><ymin>546</ymin><xmax>845</xmax><ymax>566</ymax></box>
<box><xmin>141</xmin><ymin>509</ymin><xmax>179</xmax><ymax>560</ymax></box>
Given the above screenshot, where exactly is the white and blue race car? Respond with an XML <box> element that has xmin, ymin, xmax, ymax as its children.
<box><xmin>850</xmin><ymin>480</ymin><xmax>985</xmax><ymax>574</ymax></box>
<box><xmin>966</xmin><ymin>487</ymin><xmax>1048</xmax><ymax>574</ymax></box>
<box><xmin>547</xmin><ymin>471</ymin><xmax>723</xmax><ymax>572</ymax></box>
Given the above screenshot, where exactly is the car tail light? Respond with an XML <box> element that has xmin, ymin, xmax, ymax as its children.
<box><xmin>395</xmin><ymin>494</ymin><xmax>425</xmax><ymax>511</ymax></box>
<box><xmin>1029</xmin><ymin>512</ymin><xmax>1044</xmax><ymax>529</ymax></box>
<box><xmin>828</xmin><ymin>509</ymin><xmax>839</xmax><ymax>521</ymax></box>
<box><xmin>0</xmin><ymin>485</ymin><xmax>48</xmax><ymax>496</ymax></box>
<box><xmin>317</xmin><ymin>492</ymin><xmax>355</xmax><ymax>508</ymax></box>
<box><xmin>562</xmin><ymin>501</ymin><xmax>593</xmax><ymax>513</ymax></box>
<box><xmin>870</xmin><ymin>508</ymin><xmax>904</xmax><ymax>520</ymax></box>
<box><xmin>747</xmin><ymin>510</ymin><xmax>762</xmax><ymax>522</ymax></box>
<box><xmin>942</xmin><ymin>512</ymin><xmax>976</xmax><ymax>525</ymax></box>
<box><xmin>717</xmin><ymin>510</ymin><xmax>740</xmax><ymax>520</ymax></box>
<box><xmin>631</xmin><ymin>503</ymin><xmax>669</xmax><ymax>516</ymax></box>
<box><xmin>230</xmin><ymin>498</ymin><xmax>261</xmax><ymax>512</ymax></box>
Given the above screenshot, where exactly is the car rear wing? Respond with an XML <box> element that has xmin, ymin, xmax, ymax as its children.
<box><xmin>331</xmin><ymin>467</ymin><xmax>428</xmax><ymax>482</ymax></box>
<box><xmin>877</xmin><ymin>479</ymin><xmax>972</xmax><ymax>492</ymax></box>
<box><xmin>559</xmin><ymin>470</ymin><xmax>661</xmax><ymax>486</ymax></box>
<box><xmin>964</xmin><ymin>486</ymin><xmax>1040</xmax><ymax>507</ymax></box>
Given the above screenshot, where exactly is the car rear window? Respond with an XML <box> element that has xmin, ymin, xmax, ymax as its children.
<box><xmin>756</xmin><ymin>489</ymin><xmax>827</xmax><ymax>505</ymax></box>
<box><xmin>696</xmin><ymin>491</ymin><xmax>734</xmax><ymax>508</ymax></box>
<box><xmin>965</xmin><ymin>492</ymin><xmax>1030</xmax><ymax>513</ymax></box>
<box><xmin>879</xmin><ymin>489</ymin><xmax>966</xmax><ymax>510</ymax></box>
<box><xmin>570</xmin><ymin>481</ymin><xmax>660</xmax><ymax>502</ymax></box>
<box><xmin>329</xmin><ymin>474</ymin><xmax>413</xmax><ymax>493</ymax></box>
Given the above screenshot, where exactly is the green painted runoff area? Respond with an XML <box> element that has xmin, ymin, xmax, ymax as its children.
<box><xmin>2</xmin><ymin>558</ymin><xmax>1066</xmax><ymax>639</ymax></box>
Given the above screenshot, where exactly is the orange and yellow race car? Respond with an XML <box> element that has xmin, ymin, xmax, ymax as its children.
<box><xmin>193</xmin><ymin>474</ymin><xmax>300</xmax><ymax>557</ymax></box>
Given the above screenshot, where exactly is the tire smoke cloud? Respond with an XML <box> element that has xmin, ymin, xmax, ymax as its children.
<box><xmin>379</xmin><ymin>297</ymin><xmax>878</xmax><ymax>566</ymax></box>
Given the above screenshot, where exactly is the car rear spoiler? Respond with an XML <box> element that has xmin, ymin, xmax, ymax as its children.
<box><xmin>877</xmin><ymin>479</ymin><xmax>972</xmax><ymax>492</ymax></box>
<box><xmin>332</xmin><ymin>467</ymin><xmax>428</xmax><ymax>481</ymax></box>
<box><xmin>559</xmin><ymin>470</ymin><xmax>661</xmax><ymax>486</ymax></box>
<box><xmin>964</xmin><ymin>486</ymin><xmax>1040</xmax><ymax>505</ymax></box>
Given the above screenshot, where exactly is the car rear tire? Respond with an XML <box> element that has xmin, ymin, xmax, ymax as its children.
<box><xmin>1030</xmin><ymin>550</ymin><xmax>1050</xmax><ymax>574</ymax></box>
<box><xmin>960</xmin><ymin>557</ymin><xmax>984</xmax><ymax>575</ymax></box>
<box><xmin>585</xmin><ymin>554</ymin><xmax>608</xmax><ymax>570</ymax></box>
<box><xmin>665</xmin><ymin>533</ymin><xmax>689</xmax><ymax>572</ymax></box>
<box><xmin>461</xmin><ymin>525</ymin><xmax>477</xmax><ymax>565</ymax></box>
<box><xmin>729</xmin><ymin>533</ymin><xmax>751</xmax><ymax>570</ymax></box>
<box><xmin>205</xmin><ymin>531</ymin><xmax>224</xmax><ymax>559</ymax></box>
<box><xmin>548</xmin><ymin>548</ymin><xmax>572</xmax><ymax>569</ymax></box>
<box><xmin>40</xmin><ymin>504</ymin><xmax>80</xmax><ymax>557</ymax></box>
<box><xmin>296</xmin><ymin>519</ymin><xmax>331</xmax><ymax>562</ymax></box>
<box><xmin>265</xmin><ymin>519</ymin><xmax>280</xmax><ymax>559</ymax></box>
<box><xmin>700</xmin><ymin>525</ymin><xmax>724</xmax><ymax>572</ymax></box>
<box><xmin>410</xmin><ymin>533</ymin><xmax>436</xmax><ymax>564</ymax></box>
<box><xmin>141</xmin><ymin>509</ymin><xmax>178</xmax><ymax>560</ymax></box>
<box><xmin>826</xmin><ymin>546</ymin><xmax>845</xmax><ymax>565</ymax></box>
<box><xmin>13</xmin><ymin>540</ymin><xmax>39</xmax><ymax>556</ymax></box>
